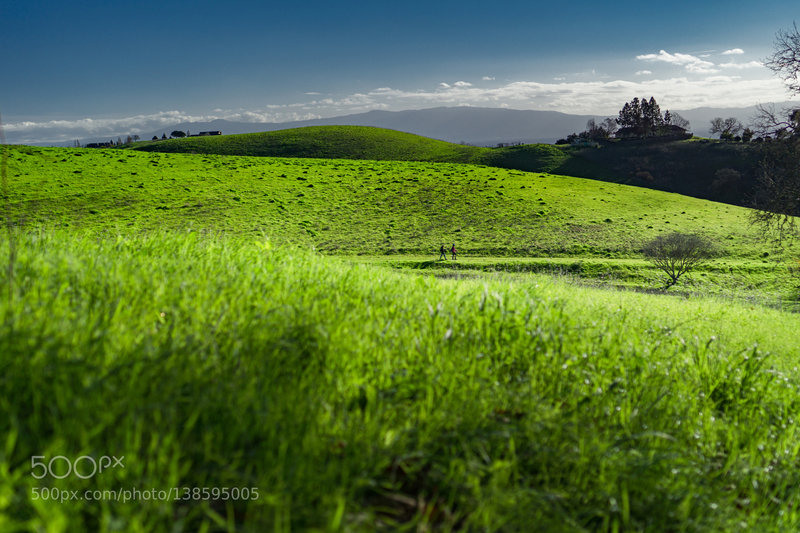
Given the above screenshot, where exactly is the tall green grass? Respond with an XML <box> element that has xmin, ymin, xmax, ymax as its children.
<box><xmin>2</xmin><ymin>229</ymin><xmax>799</xmax><ymax>531</ymax></box>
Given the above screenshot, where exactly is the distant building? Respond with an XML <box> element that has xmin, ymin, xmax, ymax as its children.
<box><xmin>188</xmin><ymin>131</ymin><xmax>222</xmax><ymax>137</ymax></box>
<box><xmin>615</xmin><ymin>125</ymin><xmax>690</xmax><ymax>141</ymax></box>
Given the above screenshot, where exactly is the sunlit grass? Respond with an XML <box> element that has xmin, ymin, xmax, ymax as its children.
<box><xmin>1</xmin><ymin>229</ymin><xmax>799</xmax><ymax>531</ymax></box>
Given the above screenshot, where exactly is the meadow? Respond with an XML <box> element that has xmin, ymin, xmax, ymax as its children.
<box><xmin>1</xmin><ymin>139</ymin><xmax>800</xmax><ymax>531</ymax></box>
<box><xmin>2</xmin><ymin>230</ymin><xmax>800</xmax><ymax>532</ymax></box>
<box><xmin>7</xmin><ymin>144</ymin><xmax>797</xmax><ymax>301</ymax></box>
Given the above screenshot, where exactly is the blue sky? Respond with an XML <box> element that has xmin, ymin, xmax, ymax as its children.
<box><xmin>2</xmin><ymin>0</ymin><xmax>798</xmax><ymax>143</ymax></box>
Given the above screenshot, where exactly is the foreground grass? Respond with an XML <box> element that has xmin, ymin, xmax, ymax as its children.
<box><xmin>2</xmin><ymin>229</ymin><xmax>799</xmax><ymax>531</ymax></box>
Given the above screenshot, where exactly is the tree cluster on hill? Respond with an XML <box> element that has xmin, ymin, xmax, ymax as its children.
<box><xmin>556</xmin><ymin>97</ymin><xmax>690</xmax><ymax>145</ymax></box>
<box><xmin>615</xmin><ymin>97</ymin><xmax>689</xmax><ymax>139</ymax></box>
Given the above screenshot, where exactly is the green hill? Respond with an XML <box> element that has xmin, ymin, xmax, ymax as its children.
<box><xmin>129</xmin><ymin>126</ymin><xmax>483</xmax><ymax>163</ymax></box>
<box><xmin>4</xmin><ymin>144</ymin><xmax>800</xmax><ymax>531</ymax></box>
<box><xmin>128</xmin><ymin>126</ymin><xmax>764</xmax><ymax>207</ymax></box>
<box><xmin>8</xmin><ymin>144</ymin><xmax>797</xmax><ymax>302</ymax></box>
<box><xmin>7</xmin><ymin>145</ymin><xmax>770</xmax><ymax>258</ymax></box>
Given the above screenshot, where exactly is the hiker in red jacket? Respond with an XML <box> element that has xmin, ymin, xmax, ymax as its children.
<box><xmin>450</xmin><ymin>243</ymin><xmax>457</xmax><ymax>260</ymax></box>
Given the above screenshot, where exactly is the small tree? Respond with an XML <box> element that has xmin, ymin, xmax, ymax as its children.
<box><xmin>668</xmin><ymin>111</ymin><xmax>690</xmax><ymax>131</ymax></box>
<box><xmin>643</xmin><ymin>232</ymin><xmax>715</xmax><ymax>288</ymax></box>
<box><xmin>171</xmin><ymin>130</ymin><xmax>186</xmax><ymax>138</ymax></box>
<box><xmin>709</xmin><ymin>117</ymin><xmax>743</xmax><ymax>140</ymax></box>
<box><xmin>601</xmin><ymin>117</ymin><xmax>618</xmax><ymax>137</ymax></box>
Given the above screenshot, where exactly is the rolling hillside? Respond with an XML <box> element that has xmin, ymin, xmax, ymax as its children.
<box><xmin>4</xmin><ymin>144</ymin><xmax>800</xmax><ymax>531</ymax></box>
<box><xmin>126</xmin><ymin>126</ymin><xmax>765</xmax><ymax>207</ymax></box>
<box><xmin>129</xmin><ymin>126</ymin><xmax>483</xmax><ymax>162</ymax></box>
<box><xmin>8</xmin><ymin>145</ymin><xmax>770</xmax><ymax>258</ymax></box>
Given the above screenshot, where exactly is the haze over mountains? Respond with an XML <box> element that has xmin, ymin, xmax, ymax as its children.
<box><xmin>141</xmin><ymin>104</ymin><xmax>793</xmax><ymax>147</ymax></box>
<box><xmin>16</xmin><ymin>103</ymin><xmax>796</xmax><ymax>147</ymax></box>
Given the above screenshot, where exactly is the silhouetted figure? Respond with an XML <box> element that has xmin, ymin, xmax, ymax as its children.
<box><xmin>438</xmin><ymin>245</ymin><xmax>447</xmax><ymax>261</ymax></box>
<box><xmin>450</xmin><ymin>243</ymin><xmax>457</xmax><ymax>260</ymax></box>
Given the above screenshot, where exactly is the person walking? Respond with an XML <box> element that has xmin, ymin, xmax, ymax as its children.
<box><xmin>450</xmin><ymin>243</ymin><xmax>457</xmax><ymax>260</ymax></box>
<box><xmin>438</xmin><ymin>245</ymin><xmax>447</xmax><ymax>261</ymax></box>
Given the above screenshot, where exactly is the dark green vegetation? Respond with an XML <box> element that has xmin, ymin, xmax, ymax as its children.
<box><xmin>127</xmin><ymin>126</ymin><xmax>764</xmax><ymax>207</ymax></box>
<box><xmin>2</xmin><ymin>142</ymin><xmax>800</xmax><ymax>531</ymax></box>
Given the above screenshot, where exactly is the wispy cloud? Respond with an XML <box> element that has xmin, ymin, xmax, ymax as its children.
<box><xmin>722</xmin><ymin>48</ymin><xmax>745</xmax><ymax>55</ymax></box>
<box><xmin>719</xmin><ymin>60</ymin><xmax>762</xmax><ymax>70</ymax></box>
<box><xmin>636</xmin><ymin>49</ymin><xmax>718</xmax><ymax>74</ymax></box>
<box><xmin>635</xmin><ymin>70</ymin><xmax>653</xmax><ymax>76</ymax></box>
<box><xmin>482</xmin><ymin>76</ymin><xmax>495</xmax><ymax>81</ymax></box>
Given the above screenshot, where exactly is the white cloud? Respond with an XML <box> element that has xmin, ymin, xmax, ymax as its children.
<box><xmin>7</xmin><ymin>74</ymin><xmax>794</xmax><ymax>144</ymax></box>
<box><xmin>636</xmin><ymin>49</ymin><xmax>718</xmax><ymax>74</ymax></box>
<box><xmin>722</xmin><ymin>48</ymin><xmax>745</xmax><ymax>55</ymax></box>
<box><xmin>719</xmin><ymin>60</ymin><xmax>763</xmax><ymax>70</ymax></box>
<box><xmin>482</xmin><ymin>76</ymin><xmax>495</xmax><ymax>81</ymax></box>
<box><xmin>454</xmin><ymin>81</ymin><xmax>472</xmax><ymax>87</ymax></box>
<box><xmin>636</xmin><ymin>70</ymin><xmax>653</xmax><ymax>76</ymax></box>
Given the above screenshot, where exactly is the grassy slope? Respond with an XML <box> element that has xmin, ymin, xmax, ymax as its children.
<box><xmin>9</xmin><ymin>145</ymin><xmax>797</xmax><ymax>301</ymax></box>
<box><xmin>127</xmin><ymin>126</ymin><xmax>763</xmax><ymax>207</ymax></box>
<box><xmin>6</xmin><ymin>145</ymin><xmax>774</xmax><ymax>258</ymax></box>
<box><xmin>2</xmin><ymin>230</ymin><xmax>799</xmax><ymax>531</ymax></box>
<box><xmin>130</xmin><ymin>126</ymin><xmax>483</xmax><ymax>163</ymax></box>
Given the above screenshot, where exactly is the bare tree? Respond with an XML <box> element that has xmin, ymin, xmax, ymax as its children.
<box><xmin>765</xmin><ymin>22</ymin><xmax>800</xmax><ymax>94</ymax></box>
<box><xmin>709</xmin><ymin>117</ymin><xmax>743</xmax><ymax>139</ymax></box>
<box><xmin>601</xmin><ymin>117</ymin><xmax>617</xmax><ymax>137</ymax></box>
<box><xmin>643</xmin><ymin>233</ymin><xmax>715</xmax><ymax>288</ymax></box>
<box><xmin>752</xmin><ymin>138</ymin><xmax>800</xmax><ymax>242</ymax></box>
<box><xmin>668</xmin><ymin>112</ymin><xmax>690</xmax><ymax>131</ymax></box>
<box><xmin>752</xmin><ymin>103</ymin><xmax>800</xmax><ymax>139</ymax></box>
<box><xmin>751</xmin><ymin>24</ymin><xmax>800</xmax><ymax>243</ymax></box>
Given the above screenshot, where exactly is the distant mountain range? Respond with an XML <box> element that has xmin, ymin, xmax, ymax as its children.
<box><xmin>142</xmin><ymin>104</ymin><xmax>794</xmax><ymax>147</ymax></box>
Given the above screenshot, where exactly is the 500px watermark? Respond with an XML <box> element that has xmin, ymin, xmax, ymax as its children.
<box><xmin>31</xmin><ymin>455</ymin><xmax>125</xmax><ymax>479</ymax></box>
<box><xmin>31</xmin><ymin>486</ymin><xmax>260</xmax><ymax>503</ymax></box>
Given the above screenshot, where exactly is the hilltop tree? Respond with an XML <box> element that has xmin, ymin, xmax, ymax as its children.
<box><xmin>616</xmin><ymin>96</ymin><xmax>670</xmax><ymax>137</ymax></box>
<box><xmin>709</xmin><ymin>117</ymin><xmax>743</xmax><ymax>140</ymax></box>
<box><xmin>617</xmin><ymin>97</ymin><xmax>643</xmax><ymax>129</ymax></box>
<box><xmin>668</xmin><ymin>111</ymin><xmax>690</xmax><ymax>131</ymax></box>
<box><xmin>601</xmin><ymin>117</ymin><xmax>618</xmax><ymax>137</ymax></box>
<box><xmin>171</xmin><ymin>130</ymin><xmax>186</xmax><ymax>138</ymax></box>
